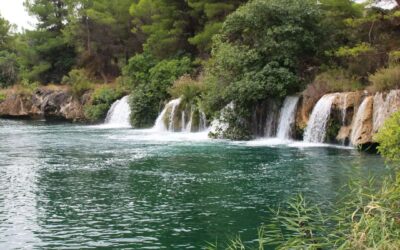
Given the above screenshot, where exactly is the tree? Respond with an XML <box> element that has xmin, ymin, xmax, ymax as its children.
<box><xmin>0</xmin><ymin>16</ymin><xmax>12</xmax><ymax>51</ymax></box>
<box><xmin>206</xmin><ymin>0</ymin><xmax>323</xmax><ymax>109</ymax></box>
<box><xmin>23</xmin><ymin>0</ymin><xmax>76</xmax><ymax>83</ymax></box>
<box><xmin>130</xmin><ymin>0</ymin><xmax>195</xmax><ymax>59</ymax></box>
<box><xmin>64</xmin><ymin>0</ymin><xmax>141</xmax><ymax>82</ymax></box>
<box><xmin>187</xmin><ymin>0</ymin><xmax>247</xmax><ymax>55</ymax></box>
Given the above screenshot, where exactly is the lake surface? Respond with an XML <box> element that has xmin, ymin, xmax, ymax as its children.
<box><xmin>0</xmin><ymin>119</ymin><xmax>386</xmax><ymax>249</ymax></box>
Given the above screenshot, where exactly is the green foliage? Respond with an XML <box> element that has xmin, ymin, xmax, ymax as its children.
<box><xmin>389</xmin><ymin>50</ymin><xmax>400</xmax><ymax>66</ymax></box>
<box><xmin>375</xmin><ymin>111</ymin><xmax>400</xmax><ymax>164</ymax></box>
<box><xmin>0</xmin><ymin>51</ymin><xmax>19</xmax><ymax>88</ymax></box>
<box><xmin>336</xmin><ymin>43</ymin><xmax>375</xmax><ymax>57</ymax></box>
<box><xmin>23</xmin><ymin>0</ymin><xmax>76</xmax><ymax>83</ymax></box>
<box><xmin>0</xmin><ymin>91</ymin><xmax>6</xmax><ymax>102</ymax></box>
<box><xmin>369</xmin><ymin>65</ymin><xmax>400</xmax><ymax>92</ymax></box>
<box><xmin>168</xmin><ymin>75</ymin><xmax>205</xmax><ymax>104</ymax></box>
<box><xmin>62</xmin><ymin>69</ymin><xmax>92</xmax><ymax>96</ymax></box>
<box><xmin>211</xmin><ymin>174</ymin><xmax>400</xmax><ymax>249</ymax></box>
<box><xmin>187</xmin><ymin>0</ymin><xmax>246</xmax><ymax>54</ymax></box>
<box><xmin>125</xmin><ymin>56</ymin><xmax>193</xmax><ymax>128</ymax></box>
<box><xmin>0</xmin><ymin>15</ymin><xmax>12</xmax><ymax>51</ymax></box>
<box><xmin>207</xmin><ymin>0</ymin><xmax>321</xmax><ymax>108</ymax></box>
<box><xmin>64</xmin><ymin>0</ymin><xmax>138</xmax><ymax>82</ymax></box>
<box><xmin>130</xmin><ymin>0</ymin><xmax>192</xmax><ymax>59</ymax></box>
<box><xmin>203</xmin><ymin>0</ymin><xmax>323</xmax><ymax>138</ymax></box>
<box><xmin>121</xmin><ymin>52</ymin><xmax>157</xmax><ymax>89</ymax></box>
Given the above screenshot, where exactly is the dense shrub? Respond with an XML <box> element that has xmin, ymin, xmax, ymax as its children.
<box><xmin>0</xmin><ymin>91</ymin><xmax>6</xmax><ymax>102</ymax></box>
<box><xmin>0</xmin><ymin>51</ymin><xmax>19</xmax><ymax>88</ymax></box>
<box><xmin>369</xmin><ymin>65</ymin><xmax>400</xmax><ymax>92</ymax></box>
<box><xmin>375</xmin><ymin>111</ymin><xmax>400</xmax><ymax>163</ymax></box>
<box><xmin>125</xmin><ymin>56</ymin><xmax>193</xmax><ymax>128</ymax></box>
<box><xmin>201</xmin><ymin>0</ymin><xmax>323</xmax><ymax>139</ymax></box>
<box><xmin>62</xmin><ymin>69</ymin><xmax>93</xmax><ymax>96</ymax></box>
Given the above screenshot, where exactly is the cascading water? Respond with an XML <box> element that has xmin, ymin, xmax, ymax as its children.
<box><xmin>181</xmin><ymin>112</ymin><xmax>186</xmax><ymax>132</ymax></box>
<box><xmin>276</xmin><ymin>96</ymin><xmax>299</xmax><ymax>140</ymax></box>
<box><xmin>153</xmin><ymin>98</ymin><xmax>181</xmax><ymax>132</ymax></box>
<box><xmin>199</xmin><ymin>112</ymin><xmax>207</xmax><ymax>131</ymax></box>
<box><xmin>104</xmin><ymin>95</ymin><xmax>131</xmax><ymax>128</ymax></box>
<box><xmin>341</xmin><ymin>93</ymin><xmax>349</xmax><ymax>126</ymax></box>
<box><xmin>303</xmin><ymin>94</ymin><xmax>337</xmax><ymax>143</ymax></box>
<box><xmin>153</xmin><ymin>98</ymin><xmax>207</xmax><ymax>133</ymax></box>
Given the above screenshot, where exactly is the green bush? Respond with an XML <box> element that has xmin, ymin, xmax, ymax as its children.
<box><xmin>0</xmin><ymin>51</ymin><xmax>19</xmax><ymax>88</ymax></box>
<box><xmin>62</xmin><ymin>69</ymin><xmax>93</xmax><ymax>96</ymax></box>
<box><xmin>369</xmin><ymin>65</ymin><xmax>400</xmax><ymax>92</ymax></box>
<box><xmin>375</xmin><ymin>111</ymin><xmax>400</xmax><ymax>164</ymax></box>
<box><xmin>125</xmin><ymin>56</ymin><xmax>193</xmax><ymax>128</ymax></box>
<box><xmin>0</xmin><ymin>91</ymin><xmax>6</xmax><ymax>102</ymax></box>
<box><xmin>388</xmin><ymin>50</ymin><xmax>400</xmax><ymax>66</ymax></box>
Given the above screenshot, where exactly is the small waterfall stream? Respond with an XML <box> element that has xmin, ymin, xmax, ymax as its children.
<box><xmin>276</xmin><ymin>96</ymin><xmax>299</xmax><ymax>140</ymax></box>
<box><xmin>104</xmin><ymin>96</ymin><xmax>131</xmax><ymax>128</ymax></box>
<box><xmin>304</xmin><ymin>94</ymin><xmax>337</xmax><ymax>143</ymax></box>
<box><xmin>153</xmin><ymin>98</ymin><xmax>207</xmax><ymax>132</ymax></box>
<box><xmin>153</xmin><ymin>98</ymin><xmax>182</xmax><ymax>132</ymax></box>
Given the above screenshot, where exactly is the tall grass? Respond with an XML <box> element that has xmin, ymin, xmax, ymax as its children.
<box><xmin>369</xmin><ymin>65</ymin><xmax>400</xmax><ymax>92</ymax></box>
<box><xmin>207</xmin><ymin>175</ymin><xmax>400</xmax><ymax>249</ymax></box>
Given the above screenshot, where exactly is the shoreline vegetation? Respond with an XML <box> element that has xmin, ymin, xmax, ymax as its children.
<box><xmin>207</xmin><ymin>112</ymin><xmax>400</xmax><ymax>249</ymax></box>
<box><xmin>1</xmin><ymin>0</ymin><xmax>400</xmax><ymax>249</ymax></box>
<box><xmin>0</xmin><ymin>0</ymin><xmax>399</xmax><ymax>137</ymax></box>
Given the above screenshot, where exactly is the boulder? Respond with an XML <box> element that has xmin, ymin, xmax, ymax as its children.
<box><xmin>0</xmin><ymin>88</ymin><xmax>86</xmax><ymax>122</ymax></box>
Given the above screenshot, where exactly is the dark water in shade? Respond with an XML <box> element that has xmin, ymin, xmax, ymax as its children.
<box><xmin>0</xmin><ymin>119</ymin><xmax>386</xmax><ymax>249</ymax></box>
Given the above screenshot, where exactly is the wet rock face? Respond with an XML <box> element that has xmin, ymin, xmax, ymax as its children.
<box><xmin>0</xmin><ymin>88</ymin><xmax>86</xmax><ymax>122</ymax></box>
<box><xmin>350</xmin><ymin>96</ymin><xmax>374</xmax><ymax>146</ymax></box>
<box><xmin>298</xmin><ymin>90</ymin><xmax>400</xmax><ymax>147</ymax></box>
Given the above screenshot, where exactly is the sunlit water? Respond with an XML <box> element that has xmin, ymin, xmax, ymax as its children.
<box><xmin>0</xmin><ymin>119</ymin><xmax>386</xmax><ymax>249</ymax></box>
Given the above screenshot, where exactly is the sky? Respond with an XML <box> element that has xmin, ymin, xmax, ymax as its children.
<box><xmin>0</xmin><ymin>0</ymin><xmax>37</xmax><ymax>31</ymax></box>
<box><xmin>0</xmin><ymin>0</ymin><xmax>397</xmax><ymax>32</ymax></box>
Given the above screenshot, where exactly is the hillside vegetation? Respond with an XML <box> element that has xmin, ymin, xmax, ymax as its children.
<box><xmin>0</xmin><ymin>0</ymin><xmax>399</xmax><ymax>130</ymax></box>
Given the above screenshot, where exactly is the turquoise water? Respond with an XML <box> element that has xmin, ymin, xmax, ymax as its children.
<box><xmin>0</xmin><ymin>120</ymin><xmax>386</xmax><ymax>249</ymax></box>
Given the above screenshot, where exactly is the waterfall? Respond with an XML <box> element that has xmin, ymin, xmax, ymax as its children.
<box><xmin>276</xmin><ymin>96</ymin><xmax>299</xmax><ymax>140</ymax></box>
<box><xmin>199</xmin><ymin>112</ymin><xmax>207</xmax><ymax>131</ymax></box>
<box><xmin>341</xmin><ymin>93</ymin><xmax>349</xmax><ymax>126</ymax></box>
<box><xmin>350</xmin><ymin>96</ymin><xmax>373</xmax><ymax>145</ymax></box>
<box><xmin>104</xmin><ymin>95</ymin><xmax>131</xmax><ymax>128</ymax></box>
<box><xmin>304</xmin><ymin>94</ymin><xmax>337</xmax><ymax>143</ymax></box>
<box><xmin>186</xmin><ymin>108</ymin><xmax>193</xmax><ymax>132</ymax></box>
<box><xmin>181</xmin><ymin>111</ymin><xmax>186</xmax><ymax>132</ymax></box>
<box><xmin>264</xmin><ymin>101</ymin><xmax>279</xmax><ymax>138</ymax></box>
<box><xmin>153</xmin><ymin>98</ymin><xmax>181</xmax><ymax>132</ymax></box>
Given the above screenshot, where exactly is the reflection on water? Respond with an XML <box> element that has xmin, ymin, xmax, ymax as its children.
<box><xmin>0</xmin><ymin>119</ymin><xmax>386</xmax><ymax>249</ymax></box>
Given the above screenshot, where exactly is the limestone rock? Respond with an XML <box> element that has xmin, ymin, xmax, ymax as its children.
<box><xmin>350</xmin><ymin>96</ymin><xmax>374</xmax><ymax>146</ymax></box>
<box><xmin>372</xmin><ymin>89</ymin><xmax>400</xmax><ymax>134</ymax></box>
<box><xmin>0</xmin><ymin>88</ymin><xmax>86</xmax><ymax>122</ymax></box>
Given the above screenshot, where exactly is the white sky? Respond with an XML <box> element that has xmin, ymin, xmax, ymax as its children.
<box><xmin>0</xmin><ymin>0</ymin><xmax>36</xmax><ymax>31</ymax></box>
